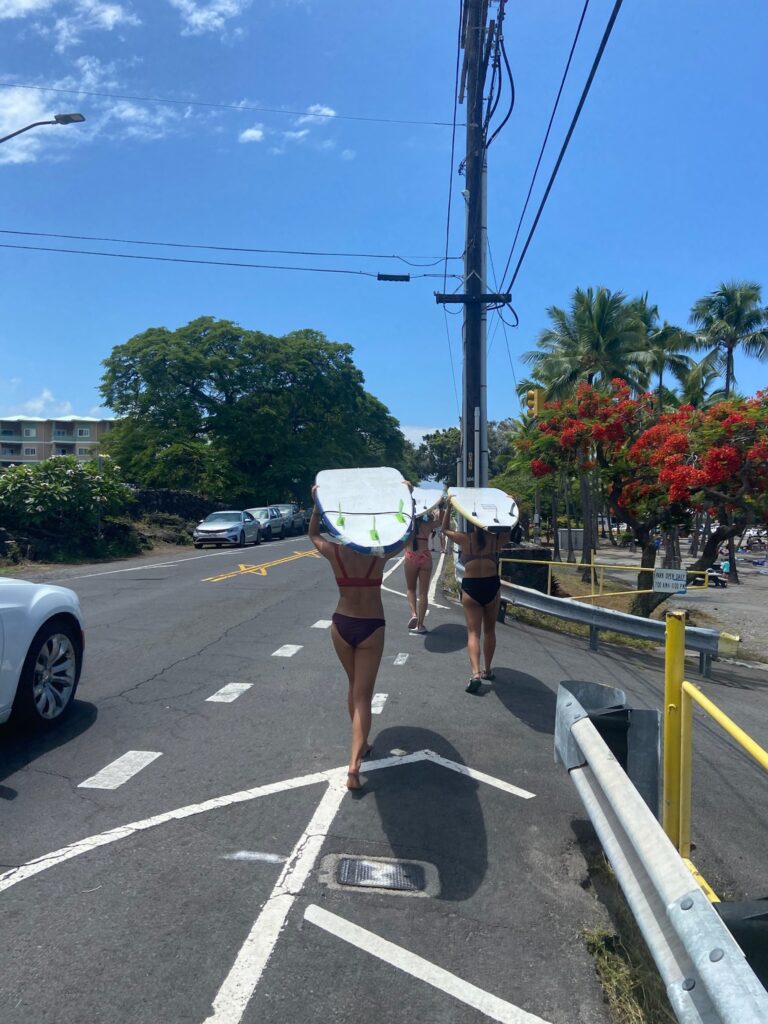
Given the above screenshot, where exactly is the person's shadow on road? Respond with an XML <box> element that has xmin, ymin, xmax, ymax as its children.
<box><xmin>422</xmin><ymin>623</ymin><xmax>467</xmax><ymax>654</ymax></box>
<box><xmin>492</xmin><ymin>668</ymin><xmax>557</xmax><ymax>734</ymax></box>
<box><xmin>365</xmin><ymin>725</ymin><xmax>488</xmax><ymax>901</ymax></box>
<box><xmin>0</xmin><ymin>701</ymin><xmax>98</xmax><ymax>800</ymax></box>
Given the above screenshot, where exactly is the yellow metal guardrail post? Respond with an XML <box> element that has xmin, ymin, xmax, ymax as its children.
<box><xmin>663</xmin><ymin>610</ymin><xmax>686</xmax><ymax>848</ymax></box>
<box><xmin>679</xmin><ymin>676</ymin><xmax>694</xmax><ymax>859</ymax></box>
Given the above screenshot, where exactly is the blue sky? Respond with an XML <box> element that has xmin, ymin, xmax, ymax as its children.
<box><xmin>1</xmin><ymin>0</ymin><xmax>766</xmax><ymax>444</ymax></box>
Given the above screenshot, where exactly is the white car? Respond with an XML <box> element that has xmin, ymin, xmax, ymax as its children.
<box><xmin>193</xmin><ymin>510</ymin><xmax>262</xmax><ymax>548</ymax></box>
<box><xmin>0</xmin><ymin>579</ymin><xmax>85</xmax><ymax>728</ymax></box>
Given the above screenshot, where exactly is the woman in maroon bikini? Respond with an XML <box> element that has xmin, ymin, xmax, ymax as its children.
<box><xmin>309</xmin><ymin>489</ymin><xmax>408</xmax><ymax>790</ymax></box>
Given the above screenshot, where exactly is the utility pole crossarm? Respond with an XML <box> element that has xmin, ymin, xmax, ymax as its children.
<box><xmin>435</xmin><ymin>292</ymin><xmax>510</xmax><ymax>305</ymax></box>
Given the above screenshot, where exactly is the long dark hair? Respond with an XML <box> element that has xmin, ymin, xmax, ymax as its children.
<box><xmin>468</xmin><ymin>522</ymin><xmax>487</xmax><ymax>550</ymax></box>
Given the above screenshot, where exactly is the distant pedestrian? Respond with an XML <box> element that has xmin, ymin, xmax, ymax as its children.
<box><xmin>309</xmin><ymin>485</ymin><xmax>409</xmax><ymax>790</ymax></box>
<box><xmin>405</xmin><ymin>507</ymin><xmax>438</xmax><ymax>633</ymax></box>
<box><xmin>441</xmin><ymin>497</ymin><xmax>509</xmax><ymax>693</ymax></box>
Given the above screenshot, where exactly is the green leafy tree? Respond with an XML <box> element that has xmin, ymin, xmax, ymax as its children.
<box><xmin>101</xmin><ymin>318</ymin><xmax>411</xmax><ymax>503</ymax></box>
<box><xmin>690</xmin><ymin>281</ymin><xmax>768</xmax><ymax>398</ymax></box>
<box><xmin>0</xmin><ymin>455</ymin><xmax>133</xmax><ymax>538</ymax></box>
<box><xmin>415</xmin><ymin>427</ymin><xmax>461</xmax><ymax>484</ymax></box>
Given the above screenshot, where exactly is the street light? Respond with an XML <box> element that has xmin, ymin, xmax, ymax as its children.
<box><xmin>0</xmin><ymin>112</ymin><xmax>85</xmax><ymax>145</ymax></box>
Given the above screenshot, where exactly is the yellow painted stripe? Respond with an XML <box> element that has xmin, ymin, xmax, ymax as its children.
<box><xmin>204</xmin><ymin>549</ymin><xmax>320</xmax><ymax>583</ymax></box>
<box><xmin>683</xmin><ymin>858</ymin><xmax>720</xmax><ymax>903</ymax></box>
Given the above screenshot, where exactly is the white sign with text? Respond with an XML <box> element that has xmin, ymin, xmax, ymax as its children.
<box><xmin>653</xmin><ymin>568</ymin><xmax>688</xmax><ymax>593</ymax></box>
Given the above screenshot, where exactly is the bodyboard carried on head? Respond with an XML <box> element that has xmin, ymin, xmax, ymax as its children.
<box><xmin>411</xmin><ymin>487</ymin><xmax>443</xmax><ymax>516</ymax></box>
<box><xmin>315</xmin><ymin>467</ymin><xmax>413</xmax><ymax>556</ymax></box>
<box><xmin>448</xmin><ymin>486</ymin><xmax>520</xmax><ymax>533</ymax></box>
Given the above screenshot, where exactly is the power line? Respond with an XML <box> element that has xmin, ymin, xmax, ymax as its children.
<box><xmin>0</xmin><ymin>229</ymin><xmax>460</xmax><ymax>266</ymax></box>
<box><xmin>0</xmin><ymin>81</ymin><xmax>460</xmax><ymax>129</ymax></box>
<box><xmin>499</xmin><ymin>0</ymin><xmax>591</xmax><ymax>285</ymax></box>
<box><xmin>503</xmin><ymin>0</ymin><xmax>624</xmax><ymax>292</ymax></box>
<box><xmin>442</xmin><ymin>0</ymin><xmax>464</xmax><ymax>291</ymax></box>
<box><xmin>0</xmin><ymin>241</ymin><xmax>457</xmax><ymax>278</ymax></box>
<box><xmin>485</xmin><ymin>3</ymin><xmax>515</xmax><ymax>151</ymax></box>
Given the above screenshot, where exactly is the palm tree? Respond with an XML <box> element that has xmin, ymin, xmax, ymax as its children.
<box><xmin>673</xmin><ymin>351</ymin><xmax>726</xmax><ymax>409</ymax></box>
<box><xmin>690</xmin><ymin>281</ymin><xmax>768</xmax><ymax>398</ymax></box>
<box><xmin>632</xmin><ymin>296</ymin><xmax>696</xmax><ymax>413</ymax></box>
<box><xmin>521</xmin><ymin>287</ymin><xmax>649</xmax><ymax>399</ymax></box>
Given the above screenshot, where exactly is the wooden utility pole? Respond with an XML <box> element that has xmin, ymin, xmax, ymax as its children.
<box><xmin>436</xmin><ymin>0</ymin><xmax>508</xmax><ymax>488</ymax></box>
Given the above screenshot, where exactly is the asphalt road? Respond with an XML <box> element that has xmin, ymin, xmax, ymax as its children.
<box><xmin>1</xmin><ymin>537</ymin><xmax>766</xmax><ymax>1024</ymax></box>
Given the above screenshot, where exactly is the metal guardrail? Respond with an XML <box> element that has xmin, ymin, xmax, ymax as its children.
<box><xmin>496</xmin><ymin>578</ymin><xmax>721</xmax><ymax>677</ymax></box>
<box><xmin>556</xmin><ymin>682</ymin><xmax>768</xmax><ymax>1024</ymax></box>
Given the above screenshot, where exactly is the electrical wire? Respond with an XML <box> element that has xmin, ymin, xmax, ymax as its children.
<box><xmin>0</xmin><ymin>241</ymin><xmax>458</xmax><ymax>278</ymax></box>
<box><xmin>442</xmin><ymin>0</ymin><xmax>464</xmax><ymax>292</ymax></box>
<box><xmin>485</xmin><ymin>20</ymin><xmax>515</xmax><ymax>150</ymax></box>
<box><xmin>499</xmin><ymin>0</ymin><xmax>591</xmax><ymax>285</ymax></box>
<box><xmin>0</xmin><ymin>82</ymin><xmax>460</xmax><ymax>129</ymax></box>
<box><xmin>503</xmin><ymin>0</ymin><xmax>625</xmax><ymax>292</ymax></box>
<box><xmin>0</xmin><ymin>229</ymin><xmax>459</xmax><ymax>266</ymax></box>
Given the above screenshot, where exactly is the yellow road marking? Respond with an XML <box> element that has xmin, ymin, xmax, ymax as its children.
<box><xmin>204</xmin><ymin>549</ymin><xmax>320</xmax><ymax>583</ymax></box>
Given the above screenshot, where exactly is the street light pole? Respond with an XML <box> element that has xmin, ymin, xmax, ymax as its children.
<box><xmin>0</xmin><ymin>112</ymin><xmax>85</xmax><ymax>145</ymax></box>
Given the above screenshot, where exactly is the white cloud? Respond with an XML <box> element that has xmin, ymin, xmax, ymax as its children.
<box><xmin>341</xmin><ymin>148</ymin><xmax>356</xmax><ymax>161</ymax></box>
<box><xmin>296</xmin><ymin>103</ymin><xmax>336</xmax><ymax>126</ymax></box>
<box><xmin>318</xmin><ymin>138</ymin><xmax>335</xmax><ymax>151</ymax></box>
<box><xmin>238</xmin><ymin>123</ymin><xmax>264</xmax><ymax>143</ymax></box>
<box><xmin>52</xmin><ymin>1</ymin><xmax>139</xmax><ymax>50</ymax></box>
<box><xmin>0</xmin><ymin>0</ymin><xmax>55</xmax><ymax>18</ymax></box>
<box><xmin>16</xmin><ymin>388</ymin><xmax>74</xmax><ymax>417</ymax></box>
<box><xmin>283</xmin><ymin>128</ymin><xmax>308</xmax><ymax>142</ymax></box>
<box><xmin>167</xmin><ymin>0</ymin><xmax>251</xmax><ymax>35</ymax></box>
<box><xmin>401</xmin><ymin>425</ymin><xmax>448</xmax><ymax>447</ymax></box>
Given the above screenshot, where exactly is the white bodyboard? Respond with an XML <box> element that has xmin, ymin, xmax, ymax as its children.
<box><xmin>315</xmin><ymin>467</ymin><xmax>413</xmax><ymax>555</ymax></box>
<box><xmin>448</xmin><ymin>486</ymin><xmax>519</xmax><ymax>532</ymax></box>
<box><xmin>411</xmin><ymin>487</ymin><xmax>443</xmax><ymax>515</ymax></box>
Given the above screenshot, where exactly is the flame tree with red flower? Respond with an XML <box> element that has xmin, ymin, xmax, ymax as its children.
<box><xmin>521</xmin><ymin>381</ymin><xmax>768</xmax><ymax>615</ymax></box>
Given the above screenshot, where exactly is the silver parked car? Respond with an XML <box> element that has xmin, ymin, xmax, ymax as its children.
<box><xmin>0</xmin><ymin>578</ymin><xmax>85</xmax><ymax>728</ymax></box>
<box><xmin>246</xmin><ymin>507</ymin><xmax>274</xmax><ymax>541</ymax></box>
<box><xmin>193</xmin><ymin>510</ymin><xmax>261</xmax><ymax>548</ymax></box>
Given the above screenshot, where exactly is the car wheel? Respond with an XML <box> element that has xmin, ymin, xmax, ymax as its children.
<box><xmin>12</xmin><ymin>617</ymin><xmax>82</xmax><ymax>728</ymax></box>
<box><xmin>279</xmin><ymin>525</ymin><xmax>285</xmax><ymax>539</ymax></box>
<box><xmin>194</xmin><ymin>543</ymin><xmax>202</xmax><ymax>549</ymax></box>
<box><xmin>266</xmin><ymin>527</ymin><xmax>272</xmax><ymax>541</ymax></box>
<box><xmin>238</xmin><ymin>531</ymin><xmax>246</xmax><ymax>547</ymax></box>
<box><xmin>254</xmin><ymin>528</ymin><xmax>261</xmax><ymax>546</ymax></box>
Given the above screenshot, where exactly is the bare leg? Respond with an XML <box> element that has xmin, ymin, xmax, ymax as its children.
<box><xmin>347</xmin><ymin>628</ymin><xmax>385</xmax><ymax>788</ymax></box>
<box><xmin>417</xmin><ymin>563</ymin><xmax>431</xmax><ymax>628</ymax></box>
<box><xmin>331</xmin><ymin>625</ymin><xmax>356</xmax><ymax>721</ymax></box>
<box><xmin>482</xmin><ymin>594</ymin><xmax>499</xmax><ymax>675</ymax></box>
<box><xmin>461</xmin><ymin>592</ymin><xmax>484</xmax><ymax>678</ymax></box>
<box><xmin>403</xmin><ymin>556</ymin><xmax>418</xmax><ymax>626</ymax></box>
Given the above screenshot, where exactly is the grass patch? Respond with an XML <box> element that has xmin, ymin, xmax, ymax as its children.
<box><xmin>440</xmin><ymin>546</ymin><xmax>459</xmax><ymax>599</ymax></box>
<box><xmin>585</xmin><ymin>855</ymin><xmax>676</xmax><ymax>1024</ymax></box>
<box><xmin>508</xmin><ymin>606</ymin><xmax>654</xmax><ymax>652</ymax></box>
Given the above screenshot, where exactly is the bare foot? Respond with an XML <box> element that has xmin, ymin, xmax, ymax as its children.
<box><xmin>347</xmin><ymin>770</ymin><xmax>362</xmax><ymax>790</ymax></box>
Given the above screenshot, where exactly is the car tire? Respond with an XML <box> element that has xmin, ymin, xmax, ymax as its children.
<box><xmin>279</xmin><ymin>526</ymin><xmax>285</xmax><ymax>539</ymax></box>
<box><xmin>194</xmin><ymin>543</ymin><xmax>202</xmax><ymax>549</ymax></box>
<box><xmin>238</xmin><ymin>532</ymin><xmax>246</xmax><ymax>548</ymax></box>
<box><xmin>254</xmin><ymin>528</ymin><xmax>261</xmax><ymax>546</ymax></box>
<box><xmin>266</xmin><ymin>527</ymin><xmax>272</xmax><ymax>541</ymax></box>
<box><xmin>12</xmin><ymin>617</ymin><xmax>83</xmax><ymax>729</ymax></box>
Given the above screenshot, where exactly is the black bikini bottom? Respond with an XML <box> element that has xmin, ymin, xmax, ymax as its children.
<box><xmin>461</xmin><ymin>576</ymin><xmax>500</xmax><ymax>607</ymax></box>
<box><xmin>332</xmin><ymin>612</ymin><xmax>386</xmax><ymax>648</ymax></box>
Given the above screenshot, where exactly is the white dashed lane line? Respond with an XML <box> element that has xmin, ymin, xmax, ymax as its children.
<box><xmin>393</xmin><ymin>653</ymin><xmax>409</xmax><ymax>666</ymax></box>
<box><xmin>311</xmin><ymin>620</ymin><xmax>333</xmax><ymax>629</ymax></box>
<box><xmin>272</xmin><ymin>644</ymin><xmax>303</xmax><ymax>657</ymax></box>
<box><xmin>371</xmin><ymin>693</ymin><xmax>388</xmax><ymax>715</ymax></box>
<box><xmin>206</xmin><ymin>682</ymin><xmax>253</xmax><ymax>703</ymax></box>
<box><xmin>78</xmin><ymin>751</ymin><xmax>163</xmax><ymax>790</ymax></box>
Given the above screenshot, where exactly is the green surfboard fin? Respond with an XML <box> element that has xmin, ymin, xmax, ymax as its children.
<box><xmin>370</xmin><ymin>516</ymin><xmax>380</xmax><ymax>542</ymax></box>
<box><xmin>336</xmin><ymin>504</ymin><xmax>345</xmax><ymax>528</ymax></box>
<box><xmin>395</xmin><ymin>498</ymin><xmax>406</xmax><ymax>524</ymax></box>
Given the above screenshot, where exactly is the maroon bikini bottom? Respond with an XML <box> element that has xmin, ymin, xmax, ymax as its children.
<box><xmin>332</xmin><ymin>612</ymin><xmax>385</xmax><ymax>648</ymax></box>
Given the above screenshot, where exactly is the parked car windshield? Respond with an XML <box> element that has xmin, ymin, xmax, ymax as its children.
<box><xmin>203</xmin><ymin>512</ymin><xmax>241</xmax><ymax>524</ymax></box>
<box><xmin>247</xmin><ymin>508</ymin><xmax>270</xmax><ymax>521</ymax></box>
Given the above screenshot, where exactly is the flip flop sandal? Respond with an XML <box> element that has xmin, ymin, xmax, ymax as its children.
<box><xmin>407</xmin><ymin>616</ymin><xmax>418</xmax><ymax>630</ymax></box>
<box><xmin>482</xmin><ymin>670</ymin><xmax>495</xmax><ymax>680</ymax></box>
<box><xmin>465</xmin><ymin>676</ymin><xmax>482</xmax><ymax>694</ymax></box>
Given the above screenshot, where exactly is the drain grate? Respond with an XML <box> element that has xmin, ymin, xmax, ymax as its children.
<box><xmin>336</xmin><ymin>857</ymin><xmax>427</xmax><ymax>892</ymax></box>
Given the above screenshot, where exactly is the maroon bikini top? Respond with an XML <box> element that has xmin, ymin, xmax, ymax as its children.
<box><xmin>333</xmin><ymin>546</ymin><xmax>382</xmax><ymax>588</ymax></box>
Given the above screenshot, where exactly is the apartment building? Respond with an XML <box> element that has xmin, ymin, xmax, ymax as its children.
<box><xmin>0</xmin><ymin>415</ymin><xmax>115</xmax><ymax>468</ymax></box>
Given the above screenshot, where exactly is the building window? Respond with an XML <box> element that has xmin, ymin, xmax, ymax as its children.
<box><xmin>23</xmin><ymin>427</ymin><xmax>37</xmax><ymax>438</ymax></box>
<box><xmin>24</xmin><ymin>447</ymin><xmax>37</xmax><ymax>456</ymax></box>
<box><xmin>54</xmin><ymin>428</ymin><xmax>67</xmax><ymax>438</ymax></box>
<box><xmin>56</xmin><ymin>447</ymin><xmax>68</xmax><ymax>456</ymax></box>
<box><xmin>1</xmin><ymin>429</ymin><xmax>14</xmax><ymax>437</ymax></box>
<box><xmin>77</xmin><ymin>427</ymin><xmax>90</xmax><ymax>438</ymax></box>
<box><xmin>77</xmin><ymin>448</ymin><xmax>89</xmax><ymax>456</ymax></box>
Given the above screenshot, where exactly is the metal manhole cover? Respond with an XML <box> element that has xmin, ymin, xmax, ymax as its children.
<box><xmin>337</xmin><ymin>857</ymin><xmax>427</xmax><ymax>892</ymax></box>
